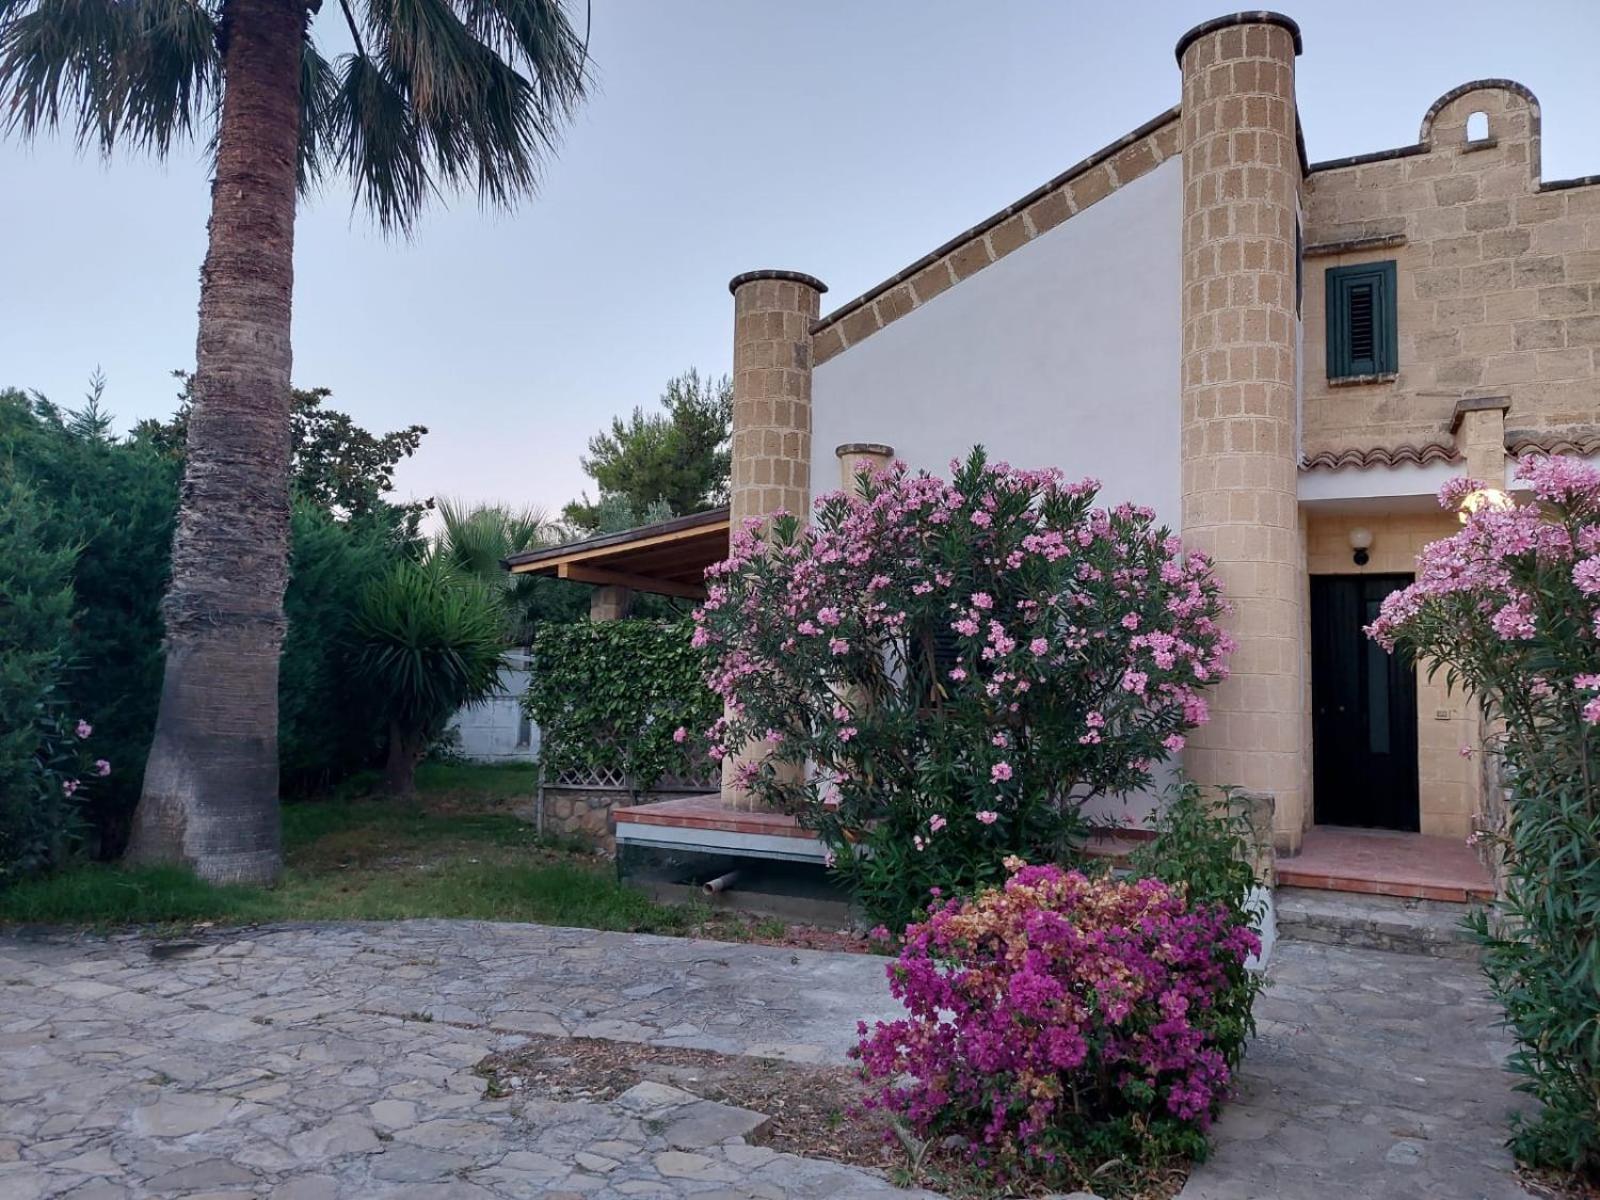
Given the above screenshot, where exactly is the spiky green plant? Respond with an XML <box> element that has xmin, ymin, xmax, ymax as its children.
<box><xmin>352</xmin><ymin>556</ymin><xmax>505</xmax><ymax>795</ymax></box>
<box><xmin>2</xmin><ymin>0</ymin><xmax>590</xmax><ymax>881</ymax></box>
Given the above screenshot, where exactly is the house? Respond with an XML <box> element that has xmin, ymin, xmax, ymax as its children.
<box><xmin>508</xmin><ymin>11</ymin><xmax>1599</xmax><ymax>909</ymax></box>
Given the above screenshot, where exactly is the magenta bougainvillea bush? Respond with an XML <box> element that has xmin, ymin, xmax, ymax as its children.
<box><xmin>853</xmin><ymin>861</ymin><xmax>1262</xmax><ymax>1186</ymax></box>
<box><xmin>1369</xmin><ymin>456</ymin><xmax>1600</xmax><ymax>1179</ymax></box>
<box><xmin>691</xmin><ymin>447</ymin><xmax>1232</xmax><ymax>927</ymax></box>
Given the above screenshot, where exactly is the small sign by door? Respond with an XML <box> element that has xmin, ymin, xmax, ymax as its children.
<box><xmin>1311</xmin><ymin>574</ymin><xmax>1420</xmax><ymax>831</ymax></box>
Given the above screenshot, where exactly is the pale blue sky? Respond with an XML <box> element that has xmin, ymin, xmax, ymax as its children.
<box><xmin>3</xmin><ymin>1</ymin><xmax>1597</xmax><ymax>516</ymax></box>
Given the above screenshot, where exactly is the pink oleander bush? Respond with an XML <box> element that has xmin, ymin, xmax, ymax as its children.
<box><xmin>692</xmin><ymin>447</ymin><xmax>1232</xmax><ymax>929</ymax></box>
<box><xmin>1368</xmin><ymin>455</ymin><xmax>1600</xmax><ymax>1181</ymax></box>
<box><xmin>853</xmin><ymin>860</ymin><xmax>1262</xmax><ymax>1191</ymax></box>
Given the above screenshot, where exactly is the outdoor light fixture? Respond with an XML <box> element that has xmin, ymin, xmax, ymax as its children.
<box><xmin>1348</xmin><ymin>526</ymin><xmax>1373</xmax><ymax>567</ymax></box>
<box><xmin>1458</xmin><ymin>487</ymin><xmax>1512</xmax><ymax>524</ymax></box>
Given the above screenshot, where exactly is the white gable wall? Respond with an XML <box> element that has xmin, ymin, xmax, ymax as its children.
<box><xmin>811</xmin><ymin>156</ymin><xmax>1182</xmax><ymax>520</ymax></box>
<box><xmin>810</xmin><ymin>159</ymin><xmax>1183</xmax><ymax>826</ymax></box>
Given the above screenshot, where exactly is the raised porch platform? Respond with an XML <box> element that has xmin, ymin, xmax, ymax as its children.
<box><xmin>614</xmin><ymin>794</ymin><xmax>829</xmax><ymax>863</ymax></box>
<box><xmin>1277</xmin><ymin>826</ymin><xmax>1494</xmax><ymax>903</ymax></box>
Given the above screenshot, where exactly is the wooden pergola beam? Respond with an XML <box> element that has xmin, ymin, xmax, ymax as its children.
<box><xmin>557</xmin><ymin>562</ymin><xmax>707</xmax><ymax>601</ymax></box>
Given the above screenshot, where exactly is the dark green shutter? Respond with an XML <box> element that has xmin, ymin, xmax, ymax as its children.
<box><xmin>1326</xmin><ymin>261</ymin><xmax>1398</xmax><ymax>379</ymax></box>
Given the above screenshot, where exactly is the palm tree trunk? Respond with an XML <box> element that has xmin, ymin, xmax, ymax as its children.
<box><xmin>126</xmin><ymin>0</ymin><xmax>306</xmax><ymax>884</ymax></box>
<box><xmin>384</xmin><ymin>722</ymin><xmax>421</xmax><ymax>797</ymax></box>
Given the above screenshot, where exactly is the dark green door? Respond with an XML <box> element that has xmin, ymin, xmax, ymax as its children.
<box><xmin>1311</xmin><ymin>574</ymin><xmax>1420</xmax><ymax>831</ymax></box>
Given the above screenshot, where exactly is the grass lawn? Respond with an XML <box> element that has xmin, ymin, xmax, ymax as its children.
<box><xmin>0</xmin><ymin>762</ymin><xmax>701</xmax><ymax>934</ymax></box>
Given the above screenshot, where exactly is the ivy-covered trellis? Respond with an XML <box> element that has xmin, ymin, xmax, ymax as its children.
<box><xmin>524</xmin><ymin>619</ymin><xmax>719</xmax><ymax>800</ymax></box>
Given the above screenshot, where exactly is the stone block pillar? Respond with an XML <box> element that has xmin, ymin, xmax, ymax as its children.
<box><xmin>1452</xmin><ymin>396</ymin><xmax>1511</xmax><ymax>485</ymax></box>
<box><xmin>1176</xmin><ymin>13</ymin><xmax>1310</xmax><ymax>854</ymax></box>
<box><xmin>835</xmin><ymin>442</ymin><xmax>895</xmax><ymax>496</ymax></box>
<box><xmin>588</xmin><ymin>584</ymin><xmax>633</xmax><ymax>622</ymax></box>
<box><xmin>729</xmin><ymin>270</ymin><xmax>827</xmax><ymax>529</ymax></box>
<box><xmin>724</xmin><ymin>269</ymin><xmax>827</xmax><ymax>807</ymax></box>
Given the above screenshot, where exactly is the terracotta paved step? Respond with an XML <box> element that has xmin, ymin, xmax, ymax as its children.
<box><xmin>1276</xmin><ymin>826</ymin><xmax>1495</xmax><ymax>902</ymax></box>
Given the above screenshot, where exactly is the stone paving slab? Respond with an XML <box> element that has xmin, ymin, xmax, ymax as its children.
<box><xmin>0</xmin><ymin>920</ymin><xmax>1528</xmax><ymax>1199</ymax></box>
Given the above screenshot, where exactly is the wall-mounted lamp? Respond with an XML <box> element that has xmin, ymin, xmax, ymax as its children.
<box><xmin>1458</xmin><ymin>487</ymin><xmax>1512</xmax><ymax>524</ymax></box>
<box><xmin>1348</xmin><ymin>526</ymin><xmax>1373</xmax><ymax>567</ymax></box>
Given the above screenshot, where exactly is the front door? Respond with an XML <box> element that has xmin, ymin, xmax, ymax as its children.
<box><xmin>1311</xmin><ymin>574</ymin><xmax>1420</xmax><ymax>831</ymax></box>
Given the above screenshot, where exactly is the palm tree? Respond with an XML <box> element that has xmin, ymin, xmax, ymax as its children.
<box><xmin>1</xmin><ymin>0</ymin><xmax>589</xmax><ymax>882</ymax></box>
<box><xmin>433</xmin><ymin>496</ymin><xmax>558</xmax><ymax>642</ymax></box>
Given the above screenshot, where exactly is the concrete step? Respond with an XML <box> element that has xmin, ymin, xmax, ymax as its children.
<box><xmin>1274</xmin><ymin>887</ymin><xmax>1483</xmax><ymax>960</ymax></box>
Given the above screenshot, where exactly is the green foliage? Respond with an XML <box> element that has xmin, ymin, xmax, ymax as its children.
<box><xmin>524</xmin><ymin>619</ymin><xmax>718</xmax><ymax>791</ymax></box>
<box><xmin>0</xmin><ymin>470</ymin><xmax>83</xmax><ymax>879</ymax></box>
<box><xmin>353</xmin><ymin>557</ymin><xmax>508</xmax><ymax>791</ymax></box>
<box><xmin>0</xmin><ymin>0</ymin><xmax>591</xmax><ymax>234</ymax></box>
<box><xmin>562</xmin><ymin>369</ymin><xmax>731</xmax><ymax>532</ymax></box>
<box><xmin>278</xmin><ymin>506</ymin><xmax>396</xmax><ymax>792</ymax></box>
<box><xmin>432</xmin><ymin>496</ymin><xmax>585</xmax><ymax>638</ymax></box>
<box><xmin>1371</xmin><ymin>463</ymin><xmax>1600</xmax><ymax>1181</ymax></box>
<box><xmin>0</xmin><ymin>385</ymin><xmax>176</xmax><ymax>857</ymax></box>
<box><xmin>2</xmin><ymin>377</ymin><xmax>445</xmax><ymax>834</ymax></box>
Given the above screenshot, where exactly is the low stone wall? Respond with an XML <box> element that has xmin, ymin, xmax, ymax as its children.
<box><xmin>537</xmin><ymin>787</ymin><xmax>635</xmax><ymax>852</ymax></box>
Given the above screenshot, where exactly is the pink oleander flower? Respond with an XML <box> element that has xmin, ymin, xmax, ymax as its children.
<box><xmin>971</xmin><ymin>592</ymin><xmax>994</xmax><ymax>610</ymax></box>
<box><xmin>94</xmin><ymin>759</ymin><xmax>111</xmax><ymax>776</ymax></box>
<box><xmin>672</xmin><ymin>727</ymin><xmax>688</xmax><ymax>743</ymax></box>
<box><xmin>74</xmin><ymin>720</ymin><xmax>92</xmax><ymax>739</ymax></box>
<box><xmin>990</xmin><ymin>761</ymin><xmax>1013</xmax><ymax>783</ymax></box>
<box><xmin>928</xmin><ymin>814</ymin><xmax>947</xmax><ymax>832</ymax></box>
<box><xmin>61</xmin><ymin>779</ymin><xmax>79</xmax><ymax>796</ymax></box>
<box><xmin>976</xmin><ymin>810</ymin><xmax>999</xmax><ymax>825</ymax></box>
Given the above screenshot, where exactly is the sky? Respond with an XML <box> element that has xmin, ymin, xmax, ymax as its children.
<box><xmin>3</xmin><ymin>1</ymin><xmax>1598</xmax><ymax>519</ymax></box>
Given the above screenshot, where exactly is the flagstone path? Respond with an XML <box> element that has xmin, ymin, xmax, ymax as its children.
<box><xmin>0</xmin><ymin>920</ymin><xmax>1527</xmax><ymax>1199</ymax></box>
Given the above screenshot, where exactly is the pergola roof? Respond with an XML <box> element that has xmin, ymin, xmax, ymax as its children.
<box><xmin>502</xmin><ymin>507</ymin><xmax>730</xmax><ymax>600</ymax></box>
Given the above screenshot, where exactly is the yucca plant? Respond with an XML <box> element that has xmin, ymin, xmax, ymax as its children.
<box><xmin>352</xmin><ymin>556</ymin><xmax>504</xmax><ymax>795</ymax></box>
<box><xmin>1</xmin><ymin>0</ymin><xmax>590</xmax><ymax>880</ymax></box>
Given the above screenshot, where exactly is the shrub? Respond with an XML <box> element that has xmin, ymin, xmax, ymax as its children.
<box><xmin>352</xmin><ymin>558</ymin><xmax>507</xmax><ymax>795</ymax></box>
<box><xmin>1129</xmin><ymin>781</ymin><xmax>1268</xmax><ymax>933</ymax></box>
<box><xmin>524</xmin><ymin>619</ymin><xmax>719</xmax><ymax>791</ymax></box>
<box><xmin>278</xmin><ymin>506</ymin><xmax>395</xmax><ymax>791</ymax></box>
<box><xmin>693</xmin><ymin>448</ymin><xmax>1232</xmax><ymax>929</ymax></box>
<box><xmin>0</xmin><ymin>387</ymin><xmax>177</xmax><ymax>855</ymax></box>
<box><xmin>1369</xmin><ymin>457</ymin><xmax>1600</xmax><ymax>1180</ymax></box>
<box><xmin>853</xmin><ymin>860</ymin><xmax>1261</xmax><ymax>1191</ymax></box>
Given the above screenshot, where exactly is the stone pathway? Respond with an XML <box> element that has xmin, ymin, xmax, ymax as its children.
<box><xmin>0</xmin><ymin>920</ymin><xmax>1527</xmax><ymax>1199</ymax></box>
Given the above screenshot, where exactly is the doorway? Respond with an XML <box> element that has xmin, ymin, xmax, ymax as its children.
<box><xmin>1311</xmin><ymin>574</ymin><xmax>1420</xmax><ymax>831</ymax></box>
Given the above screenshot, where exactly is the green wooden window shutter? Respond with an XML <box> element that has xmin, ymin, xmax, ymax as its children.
<box><xmin>1325</xmin><ymin>261</ymin><xmax>1398</xmax><ymax>379</ymax></box>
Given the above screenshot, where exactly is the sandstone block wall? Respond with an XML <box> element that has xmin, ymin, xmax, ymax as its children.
<box><xmin>1303</xmin><ymin>81</ymin><xmax>1600</xmax><ymax>464</ymax></box>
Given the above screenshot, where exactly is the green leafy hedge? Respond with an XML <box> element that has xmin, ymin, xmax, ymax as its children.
<box><xmin>524</xmin><ymin>620</ymin><xmax>716</xmax><ymax>792</ymax></box>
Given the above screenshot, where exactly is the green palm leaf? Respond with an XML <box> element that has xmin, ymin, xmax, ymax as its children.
<box><xmin>1</xmin><ymin>0</ymin><xmax>588</xmax><ymax>230</ymax></box>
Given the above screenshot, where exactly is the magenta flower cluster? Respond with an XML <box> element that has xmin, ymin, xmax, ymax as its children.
<box><xmin>853</xmin><ymin>861</ymin><xmax>1260</xmax><ymax>1170</ymax></box>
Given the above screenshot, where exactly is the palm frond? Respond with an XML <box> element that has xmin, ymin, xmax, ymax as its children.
<box><xmin>296</xmin><ymin>33</ymin><xmax>337</xmax><ymax>189</ymax></box>
<box><xmin>324</xmin><ymin>0</ymin><xmax>585</xmax><ymax>231</ymax></box>
<box><xmin>0</xmin><ymin>0</ymin><xmax>218</xmax><ymax>154</ymax></box>
<box><xmin>324</xmin><ymin>49</ymin><xmax>431</xmax><ymax>231</ymax></box>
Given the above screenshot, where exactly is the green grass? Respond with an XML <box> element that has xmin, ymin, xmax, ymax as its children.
<box><xmin>0</xmin><ymin>762</ymin><xmax>699</xmax><ymax>934</ymax></box>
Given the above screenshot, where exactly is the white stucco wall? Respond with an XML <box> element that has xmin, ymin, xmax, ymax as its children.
<box><xmin>811</xmin><ymin>156</ymin><xmax>1182</xmax><ymax>520</ymax></box>
<box><xmin>811</xmin><ymin>158</ymin><xmax>1183</xmax><ymax>828</ymax></box>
